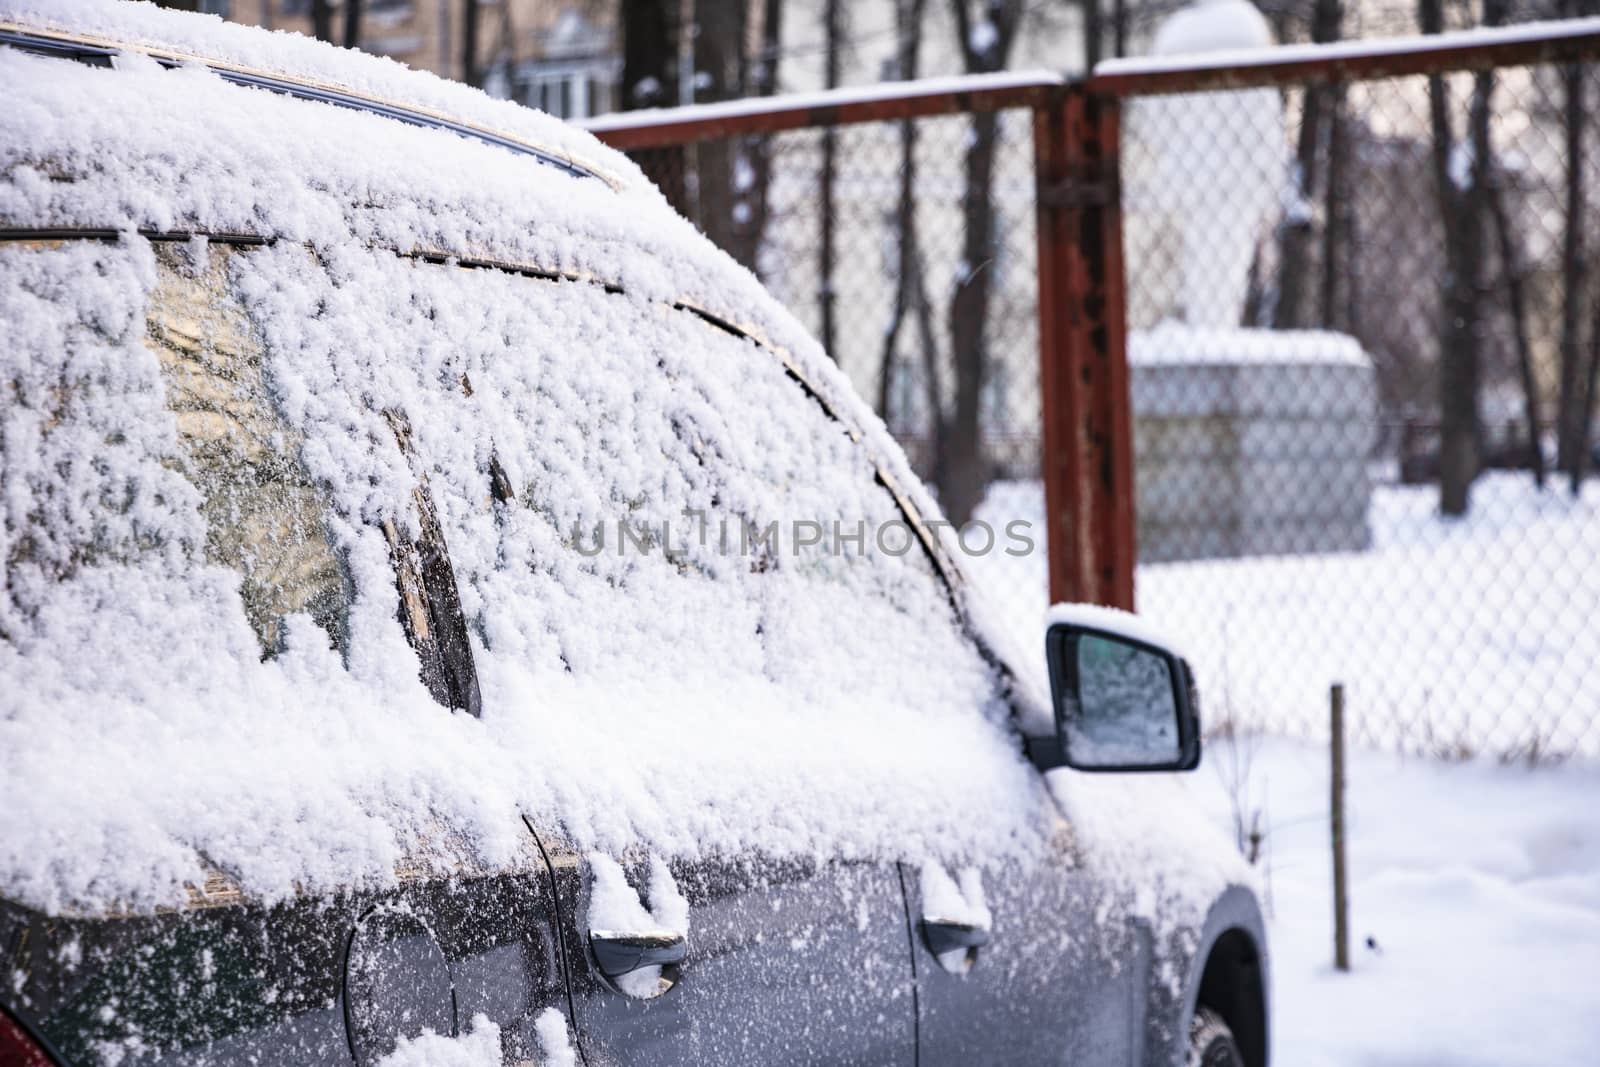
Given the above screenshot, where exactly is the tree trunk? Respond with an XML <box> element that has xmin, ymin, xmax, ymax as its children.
<box><xmin>693</xmin><ymin>0</ymin><xmax>748</xmax><ymax>254</ymax></box>
<box><xmin>343</xmin><ymin>0</ymin><xmax>363</xmax><ymax>48</ymax></box>
<box><xmin>1556</xmin><ymin>13</ymin><xmax>1590</xmax><ymax>487</ymax></box>
<box><xmin>1577</xmin><ymin>278</ymin><xmax>1600</xmax><ymax>489</ymax></box>
<box><xmin>818</xmin><ymin>0</ymin><xmax>843</xmax><ymax>360</ymax></box>
<box><xmin>879</xmin><ymin>0</ymin><xmax>928</xmax><ymax>429</ymax></box>
<box><xmin>1272</xmin><ymin>0</ymin><xmax>1342</xmax><ymax>330</ymax></box>
<box><xmin>941</xmin><ymin>0</ymin><xmax>1022</xmax><ymax>527</ymax></box>
<box><xmin>1489</xmin><ymin>174</ymin><xmax>1548</xmax><ymax>487</ymax></box>
<box><xmin>913</xmin><ymin>247</ymin><xmax>948</xmax><ymax>491</ymax></box>
<box><xmin>311</xmin><ymin>0</ymin><xmax>334</xmax><ymax>43</ymax></box>
<box><xmin>621</xmin><ymin>0</ymin><xmax>688</xmax><ymax>216</ymax></box>
<box><xmin>1082</xmin><ymin>0</ymin><xmax>1102</xmax><ymax>70</ymax></box>
<box><xmin>1422</xmin><ymin>0</ymin><xmax>1490</xmax><ymax>517</ymax></box>
<box><xmin>728</xmin><ymin>0</ymin><xmax>786</xmax><ymax>273</ymax></box>
<box><xmin>1320</xmin><ymin>89</ymin><xmax>1348</xmax><ymax>330</ymax></box>
<box><xmin>462</xmin><ymin>0</ymin><xmax>481</xmax><ymax>88</ymax></box>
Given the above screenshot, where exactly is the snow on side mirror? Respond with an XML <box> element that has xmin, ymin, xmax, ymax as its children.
<box><xmin>1028</xmin><ymin>607</ymin><xmax>1201</xmax><ymax>774</ymax></box>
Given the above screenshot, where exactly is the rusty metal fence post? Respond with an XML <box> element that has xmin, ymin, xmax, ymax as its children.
<box><xmin>1034</xmin><ymin>86</ymin><xmax>1136</xmax><ymax>610</ymax></box>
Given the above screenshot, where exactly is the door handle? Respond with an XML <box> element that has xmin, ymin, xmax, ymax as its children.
<box><xmin>920</xmin><ymin>916</ymin><xmax>991</xmax><ymax>957</ymax></box>
<box><xmin>588</xmin><ymin>929</ymin><xmax>688</xmax><ymax>979</ymax></box>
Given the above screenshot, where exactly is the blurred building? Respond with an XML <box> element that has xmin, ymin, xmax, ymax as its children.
<box><xmin>207</xmin><ymin>0</ymin><xmax>619</xmax><ymax>119</ymax></box>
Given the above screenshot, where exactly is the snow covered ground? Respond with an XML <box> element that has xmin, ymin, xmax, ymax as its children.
<box><xmin>971</xmin><ymin>473</ymin><xmax>1600</xmax><ymax>1060</ymax></box>
<box><xmin>971</xmin><ymin>472</ymin><xmax>1600</xmax><ymax>760</ymax></box>
<box><xmin>1189</xmin><ymin>736</ymin><xmax>1600</xmax><ymax>1065</ymax></box>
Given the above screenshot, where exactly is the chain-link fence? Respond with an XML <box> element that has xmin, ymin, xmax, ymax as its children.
<box><xmin>588</xmin><ymin>25</ymin><xmax>1600</xmax><ymax>762</ymax></box>
<box><xmin>1101</xmin><ymin>34</ymin><xmax>1600</xmax><ymax>762</ymax></box>
<box><xmin>589</xmin><ymin>89</ymin><xmax>1060</xmax><ymax>616</ymax></box>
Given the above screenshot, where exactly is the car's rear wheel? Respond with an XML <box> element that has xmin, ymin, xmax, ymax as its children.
<box><xmin>1188</xmin><ymin>1006</ymin><xmax>1244</xmax><ymax>1067</ymax></box>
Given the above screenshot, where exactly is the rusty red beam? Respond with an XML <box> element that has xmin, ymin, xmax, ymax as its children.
<box><xmin>1088</xmin><ymin>18</ymin><xmax>1600</xmax><ymax>97</ymax></box>
<box><xmin>582</xmin><ymin>74</ymin><xmax>1063</xmax><ymax>150</ymax></box>
<box><xmin>1035</xmin><ymin>86</ymin><xmax>1136</xmax><ymax>610</ymax></box>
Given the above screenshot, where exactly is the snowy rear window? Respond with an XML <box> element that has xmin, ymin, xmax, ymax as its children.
<box><xmin>1</xmin><ymin>234</ymin><xmax>1025</xmax><ymax>914</ymax></box>
<box><xmin>145</xmin><ymin>242</ymin><xmax>349</xmax><ymax>657</ymax></box>
<box><xmin>235</xmin><ymin>242</ymin><xmax>966</xmax><ymax>696</ymax></box>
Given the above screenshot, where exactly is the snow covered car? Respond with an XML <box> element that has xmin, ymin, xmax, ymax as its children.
<box><xmin>0</xmin><ymin>3</ymin><xmax>1267</xmax><ymax>1066</ymax></box>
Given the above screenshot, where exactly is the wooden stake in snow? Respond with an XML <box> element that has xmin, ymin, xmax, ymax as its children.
<box><xmin>1331</xmin><ymin>682</ymin><xmax>1350</xmax><ymax>972</ymax></box>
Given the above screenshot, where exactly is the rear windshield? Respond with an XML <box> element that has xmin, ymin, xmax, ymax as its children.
<box><xmin>145</xmin><ymin>242</ymin><xmax>348</xmax><ymax>657</ymax></box>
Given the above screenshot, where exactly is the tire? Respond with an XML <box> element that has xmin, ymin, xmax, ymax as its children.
<box><xmin>1187</xmin><ymin>1006</ymin><xmax>1244</xmax><ymax>1067</ymax></box>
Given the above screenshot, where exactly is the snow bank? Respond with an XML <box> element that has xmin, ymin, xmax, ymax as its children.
<box><xmin>971</xmin><ymin>475</ymin><xmax>1600</xmax><ymax>761</ymax></box>
<box><xmin>1189</xmin><ymin>738</ymin><xmax>1600</xmax><ymax>1065</ymax></box>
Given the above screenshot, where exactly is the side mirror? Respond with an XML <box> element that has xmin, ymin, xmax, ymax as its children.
<box><xmin>1027</xmin><ymin>616</ymin><xmax>1200</xmax><ymax>773</ymax></box>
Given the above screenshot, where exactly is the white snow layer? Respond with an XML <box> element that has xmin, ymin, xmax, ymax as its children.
<box><xmin>1100</xmin><ymin>15</ymin><xmax>1600</xmax><ymax>78</ymax></box>
<box><xmin>1046</xmin><ymin>602</ymin><xmax>1190</xmax><ymax>661</ymax></box>
<box><xmin>0</xmin><ymin>1</ymin><xmax>1244</xmax><ymax>944</ymax></box>
<box><xmin>581</xmin><ymin>70</ymin><xmax>1064</xmax><ymax>134</ymax></box>
<box><xmin>532</xmin><ymin>1008</ymin><xmax>578</xmax><ymax>1067</ymax></box>
<box><xmin>1130</xmin><ymin>322</ymin><xmax>1369</xmax><ymax>368</ymax></box>
<box><xmin>1151</xmin><ymin>0</ymin><xmax>1274</xmax><ymax>57</ymax></box>
<box><xmin>373</xmin><ymin>1014</ymin><xmax>501</xmax><ymax>1067</ymax></box>
<box><xmin>0</xmin><ymin>4</ymin><xmax>1043</xmax><ymax>915</ymax></box>
<box><xmin>0</xmin><ymin>0</ymin><xmax>620</xmax><ymax>185</ymax></box>
<box><xmin>586</xmin><ymin>855</ymin><xmax>689</xmax><ymax>998</ymax></box>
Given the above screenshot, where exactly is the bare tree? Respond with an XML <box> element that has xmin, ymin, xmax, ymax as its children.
<box><xmin>620</xmin><ymin>0</ymin><xmax>688</xmax><ymax>214</ymax></box>
<box><xmin>1582</xmin><ymin>283</ymin><xmax>1600</xmax><ymax>488</ymax></box>
<box><xmin>694</xmin><ymin>0</ymin><xmax>749</xmax><ymax>252</ymax></box>
<box><xmin>942</xmin><ymin>0</ymin><xmax>1023</xmax><ymax>528</ymax></box>
<box><xmin>1556</xmin><ymin>0</ymin><xmax>1593</xmax><ymax>491</ymax></box>
<box><xmin>343</xmin><ymin>0</ymin><xmax>363</xmax><ymax>48</ymax></box>
<box><xmin>1489</xmin><ymin>169</ymin><xmax>1548</xmax><ymax>487</ymax></box>
<box><xmin>727</xmin><ymin>0</ymin><xmax>786</xmax><ymax>272</ymax></box>
<box><xmin>1082</xmin><ymin>0</ymin><xmax>1103</xmax><ymax>70</ymax></box>
<box><xmin>1272</xmin><ymin>0</ymin><xmax>1343</xmax><ymax>330</ymax></box>
<box><xmin>879</xmin><ymin>0</ymin><xmax>923</xmax><ymax>424</ymax></box>
<box><xmin>311</xmin><ymin>0</ymin><xmax>334</xmax><ymax>43</ymax></box>
<box><xmin>1420</xmin><ymin>0</ymin><xmax>1493</xmax><ymax>516</ymax></box>
<box><xmin>880</xmin><ymin>0</ymin><xmax>946</xmax><ymax>484</ymax></box>
<box><xmin>462</xmin><ymin>0</ymin><xmax>482</xmax><ymax>87</ymax></box>
<box><xmin>819</xmin><ymin>0</ymin><xmax>845</xmax><ymax>359</ymax></box>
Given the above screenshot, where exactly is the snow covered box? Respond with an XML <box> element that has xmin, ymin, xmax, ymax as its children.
<box><xmin>1130</xmin><ymin>325</ymin><xmax>1378</xmax><ymax>564</ymax></box>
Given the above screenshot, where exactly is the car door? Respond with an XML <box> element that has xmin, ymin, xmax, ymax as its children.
<box><xmin>904</xmin><ymin>820</ymin><xmax>1145</xmax><ymax>1066</ymax></box>
<box><xmin>532</xmin><ymin>838</ymin><xmax>916</xmax><ymax>1065</ymax></box>
<box><xmin>496</xmin><ymin>289</ymin><xmax>927</xmax><ymax>1063</ymax></box>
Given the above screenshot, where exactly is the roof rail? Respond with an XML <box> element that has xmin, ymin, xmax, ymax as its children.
<box><xmin>0</xmin><ymin>25</ymin><xmax>610</xmax><ymax>187</ymax></box>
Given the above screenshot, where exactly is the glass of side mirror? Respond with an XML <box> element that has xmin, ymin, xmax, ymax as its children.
<box><xmin>1035</xmin><ymin>619</ymin><xmax>1201</xmax><ymax>772</ymax></box>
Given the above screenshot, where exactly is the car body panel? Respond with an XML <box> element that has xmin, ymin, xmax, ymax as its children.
<box><xmin>538</xmin><ymin>837</ymin><xmax>917</xmax><ymax>1066</ymax></box>
<box><xmin>907</xmin><ymin>823</ymin><xmax>1141</xmax><ymax>1066</ymax></box>
<box><xmin>0</xmin><ymin>856</ymin><xmax>572</xmax><ymax>1067</ymax></box>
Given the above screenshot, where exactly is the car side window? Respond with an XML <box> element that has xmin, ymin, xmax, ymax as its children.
<box><xmin>145</xmin><ymin>242</ymin><xmax>351</xmax><ymax>659</ymax></box>
<box><xmin>373</xmin><ymin>262</ymin><xmax>996</xmax><ymax>711</ymax></box>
